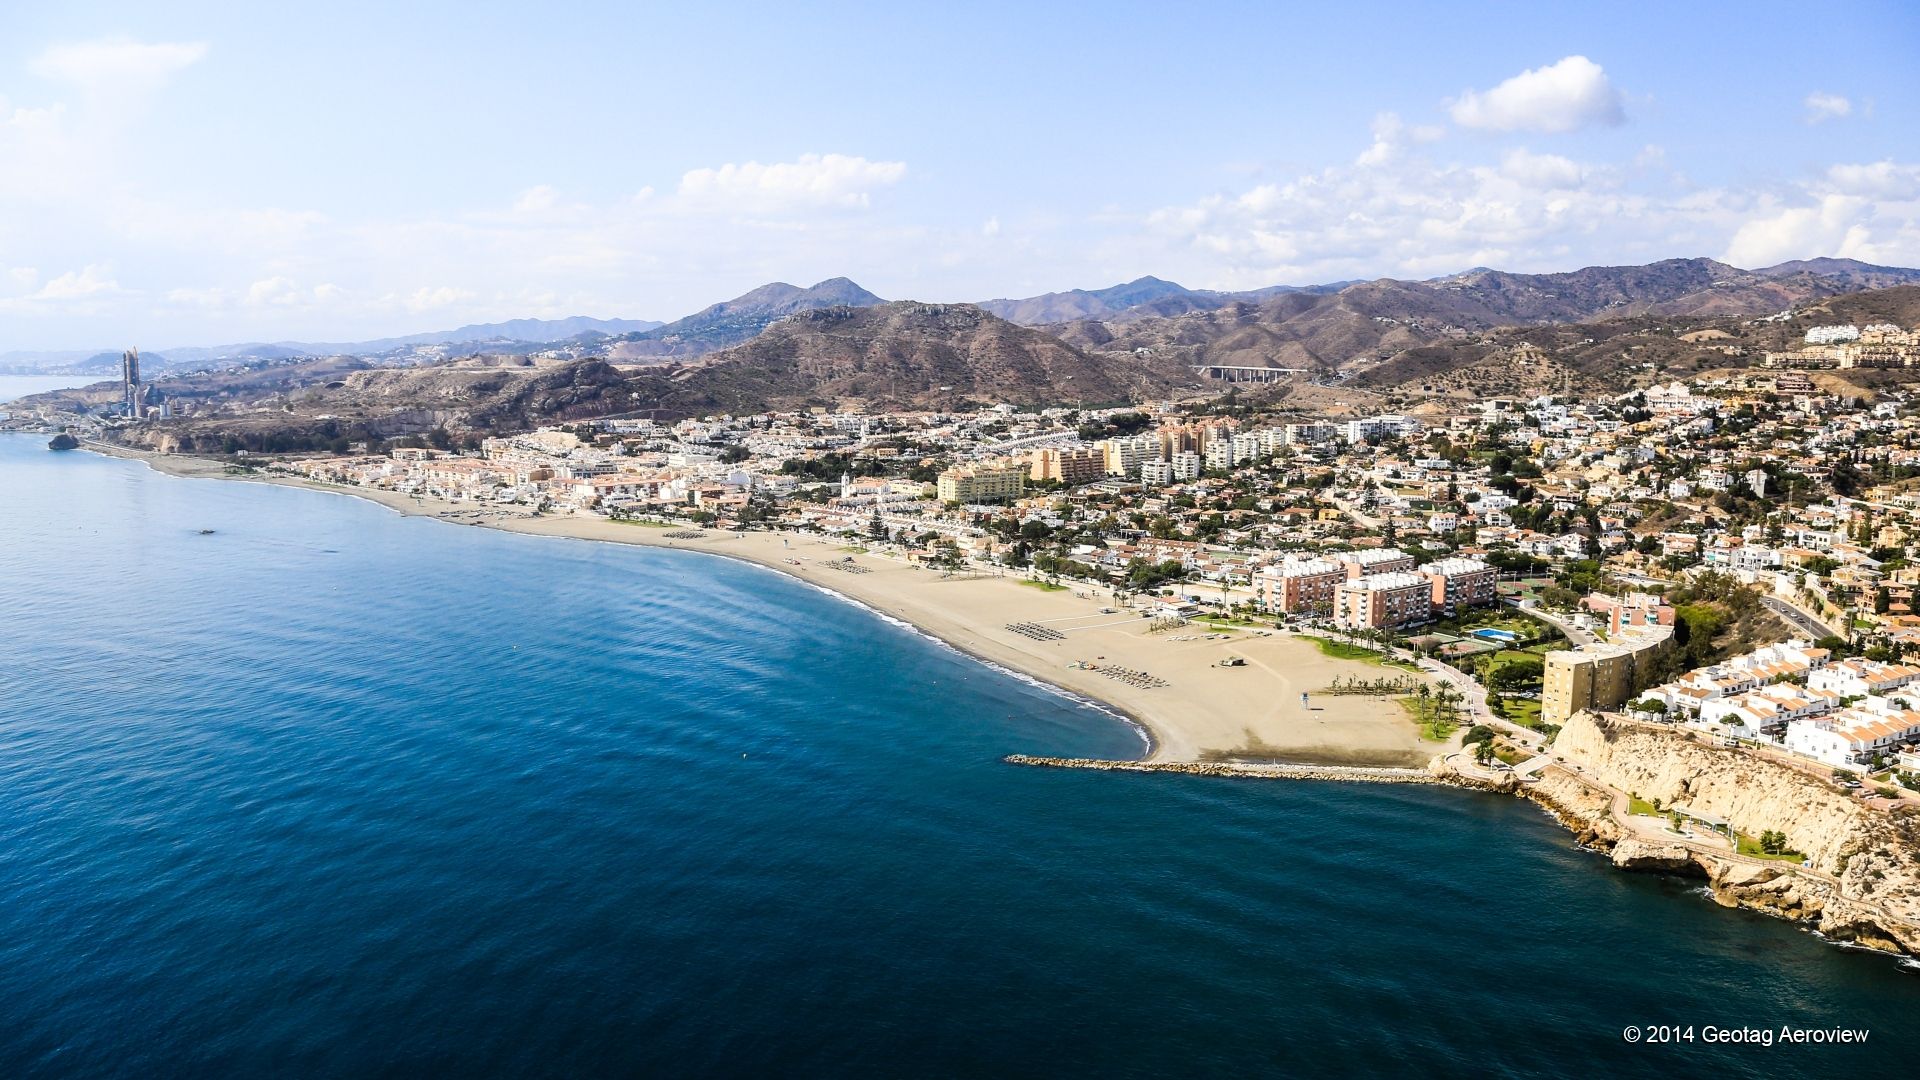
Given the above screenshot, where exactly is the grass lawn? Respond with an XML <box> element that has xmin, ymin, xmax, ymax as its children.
<box><xmin>1398</xmin><ymin>697</ymin><xmax>1460</xmax><ymax>742</ymax></box>
<box><xmin>612</xmin><ymin>518</ymin><xmax>672</xmax><ymax>528</ymax></box>
<box><xmin>1198</xmin><ymin>614</ymin><xmax>1266</xmax><ymax>629</ymax></box>
<box><xmin>1627</xmin><ymin>795</ymin><xmax>1662</xmax><ymax>817</ymax></box>
<box><xmin>1493</xmin><ymin>746</ymin><xmax>1530</xmax><ymax>767</ymax></box>
<box><xmin>1021</xmin><ymin>579</ymin><xmax>1069</xmax><ymax>592</ymax></box>
<box><xmin>1494</xmin><ymin>697</ymin><xmax>1544</xmax><ymax>729</ymax></box>
<box><xmin>1735</xmin><ymin>832</ymin><xmax>1805</xmax><ymax>862</ymax></box>
<box><xmin>1309</xmin><ymin>636</ymin><xmax>1423</xmax><ymax>671</ymax></box>
<box><xmin>1482</xmin><ymin>648</ymin><xmax>1542</xmax><ymax>671</ymax></box>
<box><xmin>1310</xmin><ymin>637</ymin><xmax>1387</xmax><ymax>662</ymax></box>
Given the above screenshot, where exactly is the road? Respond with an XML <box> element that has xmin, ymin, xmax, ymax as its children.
<box><xmin>1761</xmin><ymin>595</ymin><xmax>1838</xmax><ymax>639</ymax></box>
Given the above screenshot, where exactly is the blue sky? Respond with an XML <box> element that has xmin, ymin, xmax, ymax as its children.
<box><xmin>2</xmin><ymin>0</ymin><xmax>1917</xmax><ymax>349</ymax></box>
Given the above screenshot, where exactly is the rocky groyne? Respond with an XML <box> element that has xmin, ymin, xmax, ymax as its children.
<box><xmin>1003</xmin><ymin>755</ymin><xmax>1442</xmax><ymax>785</ymax></box>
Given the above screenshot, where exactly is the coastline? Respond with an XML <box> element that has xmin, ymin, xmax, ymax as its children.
<box><xmin>80</xmin><ymin>441</ymin><xmax>1447</xmax><ymax>767</ymax></box>
<box><xmin>58</xmin><ymin>441</ymin><xmax>1920</xmax><ymax>962</ymax></box>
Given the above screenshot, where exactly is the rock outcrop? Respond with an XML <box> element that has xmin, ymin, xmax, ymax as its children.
<box><xmin>1004</xmin><ymin>755</ymin><xmax>1437</xmax><ymax>784</ymax></box>
<box><xmin>1610</xmin><ymin>838</ymin><xmax>1702</xmax><ymax>874</ymax></box>
<box><xmin>1543</xmin><ymin>712</ymin><xmax>1920</xmax><ymax>955</ymax></box>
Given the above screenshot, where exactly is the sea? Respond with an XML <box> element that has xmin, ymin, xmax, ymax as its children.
<box><xmin>0</xmin><ymin>374</ymin><xmax>103</xmax><ymax>404</ymax></box>
<box><xmin>0</xmin><ymin>431</ymin><xmax>1913</xmax><ymax>1078</ymax></box>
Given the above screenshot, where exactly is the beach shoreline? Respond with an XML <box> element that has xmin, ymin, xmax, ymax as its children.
<box><xmin>80</xmin><ymin>441</ymin><xmax>1449</xmax><ymax>767</ymax></box>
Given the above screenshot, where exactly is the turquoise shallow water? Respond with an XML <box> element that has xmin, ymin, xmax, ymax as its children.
<box><xmin>0</xmin><ymin>432</ymin><xmax>1914</xmax><ymax>1077</ymax></box>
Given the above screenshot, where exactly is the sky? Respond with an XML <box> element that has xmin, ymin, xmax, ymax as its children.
<box><xmin>2</xmin><ymin>0</ymin><xmax>1918</xmax><ymax>350</ymax></box>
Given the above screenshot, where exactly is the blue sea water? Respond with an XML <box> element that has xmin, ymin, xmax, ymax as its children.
<box><xmin>0</xmin><ymin>375</ymin><xmax>102</xmax><ymax>405</ymax></box>
<box><xmin>0</xmin><ymin>431</ymin><xmax>1914</xmax><ymax>1078</ymax></box>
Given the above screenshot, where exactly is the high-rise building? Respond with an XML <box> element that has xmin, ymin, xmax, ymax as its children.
<box><xmin>1418</xmin><ymin>557</ymin><xmax>1498</xmax><ymax>612</ymax></box>
<box><xmin>936</xmin><ymin>460</ymin><xmax>1027</xmax><ymax>504</ymax></box>
<box><xmin>1542</xmin><ymin>629</ymin><xmax>1675</xmax><ymax>724</ymax></box>
<box><xmin>1258</xmin><ymin>558</ymin><xmax>1346</xmax><ymax>613</ymax></box>
<box><xmin>1332</xmin><ymin>571</ymin><xmax>1433</xmax><ymax>630</ymax></box>
<box><xmin>1029</xmin><ymin>446</ymin><xmax>1106</xmax><ymax>485</ymax></box>
<box><xmin>121</xmin><ymin>348</ymin><xmax>141</xmax><ymax>418</ymax></box>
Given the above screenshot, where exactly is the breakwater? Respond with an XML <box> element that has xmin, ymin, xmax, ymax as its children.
<box><xmin>1003</xmin><ymin>754</ymin><xmax>1441</xmax><ymax>784</ymax></box>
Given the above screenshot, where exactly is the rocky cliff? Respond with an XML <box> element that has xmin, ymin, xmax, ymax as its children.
<box><xmin>1547</xmin><ymin>712</ymin><xmax>1920</xmax><ymax>954</ymax></box>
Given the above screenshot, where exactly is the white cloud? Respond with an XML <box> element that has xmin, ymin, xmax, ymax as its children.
<box><xmin>1721</xmin><ymin>160</ymin><xmax>1920</xmax><ymax>267</ymax></box>
<box><xmin>1804</xmin><ymin>92</ymin><xmax>1852</xmax><ymax>124</ymax></box>
<box><xmin>404</xmin><ymin>286</ymin><xmax>477</xmax><ymax>313</ymax></box>
<box><xmin>1821</xmin><ymin>161</ymin><xmax>1920</xmax><ymax>200</ymax></box>
<box><xmin>246</xmin><ymin>277</ymin><xmax>300</xmax><ymax>307</ymax></box>
<box><xmin>165</xmin><ymin>286</ymin><xmax>229</xmax><ymax>308</ymax></box>
<box><xmin>30</xmin><ymin>38</ymin><xmax>208</xmax><ymax>97</ymax></box>
<box><xmin>33</xmin><ymin>264</ymin><xmax>119</xmax><ymax>300</ymax></box>
<box><xmin>1356</xmin><ymin>111</ymin><xmax>1445</xmax><ymax>167</ymax></box>
<box><xmin>514</xmin><ymin>185</ymin><xmax>559</xmax><ymax>213</ymax></box>
<box><xmin>1142</xmin><ymin>134</ymin><xmax>1759</xmax><ymax>288</ymax></box>
<box><xmin>1449</xmin><ymin>56</ymin><xmax>1625</xmax><ymax>134</ymax></box>
<box><xmin>239</xmin><ymin>277</ymin><xmax>348</xmax><ymax>309</ymax></box>
<box><xmin>678</xmin><ymin>152</ymin><xmax>907</xmax><ymax>210</ymax></box>
<box><xmin>1499</xmin><ymin>149</ymin><xmax>1588</xmax><ymax>190</ymax></box>
<box><xmin>1723</xmin><ymin>196</ymin><xmax>1873</xmax><ymax>267</ymax></box>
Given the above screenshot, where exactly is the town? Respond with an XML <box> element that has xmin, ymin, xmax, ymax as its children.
<box><xmin>23</xmin><ymin>322</ymin><xmax>1920</xmax><ymax>800</ymax></box>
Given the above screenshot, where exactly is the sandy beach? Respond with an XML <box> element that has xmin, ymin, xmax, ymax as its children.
<box><xmin>91</xmin><ymin>444</ymin><xmax>1448</xmax><ymax>766</ymax></box>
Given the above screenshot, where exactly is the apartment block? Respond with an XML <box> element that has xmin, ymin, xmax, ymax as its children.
<box><xmin>936</xmin><ymin>461</ymin><xmax>1027</xmax><ymax>504</ymax></box>
<box><xmin>1102</xmin><ymin>434</ymin><xmax>1161</xmax><ymax>477</ymax></box>
<box><xmin>1542</xmin><ymin>628</ymin><xmax>1676</xmax><ymax>725</ymax></box>
<box><xmin>1337</xmin><ymin>547</ymin><xmax>1417</xmax><ymax>580</ymax></box>
<box><xmin>1332</xmin><ymin>571</ymin><xmax>1433</xmax><ymax>630</ymax></box>
<box><xmin>1029</xmin><ymin>446</ymin><xmax>1106</xmax><ymax>485</ymax></box>
<box><xmin>1258</xmin><ymin>558</ymin><xmax>1347</xmax><ymax>613</ymax></box>
<box><xmin>1419</xmin><ymin>557</ymin><xmax>1497</xmax><ymax>612</ymax></box>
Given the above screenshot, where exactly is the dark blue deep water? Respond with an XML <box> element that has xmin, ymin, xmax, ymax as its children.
<box><xmin>0</xmin><ymin>432</ymin><xmax>1914</xmax><ymax>1078</ymax></box>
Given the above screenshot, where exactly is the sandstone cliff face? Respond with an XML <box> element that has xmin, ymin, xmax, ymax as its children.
<box><xmin>1552</xmin><ymin>712</ymin><xmax>1920</xmax><ymax>954</ymax></box>
<box><xmin>1554</xmin><ymin>713</ymin><xmax>1864</xmax><ymax>871</ymax></box>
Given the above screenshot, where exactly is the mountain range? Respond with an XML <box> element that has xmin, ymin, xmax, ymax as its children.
<box><xmin>21</xmin><ymin>256</ymin><xmax>1920</xmax><ymax>446</ymax></box>
<box><xmin>974</xmin><ymin>276</ymin><xmax>1350</xmax><ymax>326</ymax></box>
<box><xmin>17</xmin><ymin>256</ymin><xmax>1920</xmax><ymax>379</ymax></box>
<box><xmin>0</xmin><ymin>316</ymin><xmax>665</xmax><ymax>375</ymax></box>
<box><xmin>603</xmin><ymin>278</ymin><xmax>885</xmax><ymax>362</ymax></box>
<box><xmin>616</xmin><ymin>301</ymin><xmax>1179</xmax><ymax>416</ymax></box>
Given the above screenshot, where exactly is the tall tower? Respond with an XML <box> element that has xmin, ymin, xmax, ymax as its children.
<box><xmin>121</xmin><ymin>348</ymin><xmax>141</xmax><ymax>418</ymax></box>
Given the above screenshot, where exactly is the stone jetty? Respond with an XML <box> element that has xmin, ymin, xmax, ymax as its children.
<box><xmin>1003</xmin><ymin>754</ymin><xmax>1440</xmax><ymax>784</ymax></box>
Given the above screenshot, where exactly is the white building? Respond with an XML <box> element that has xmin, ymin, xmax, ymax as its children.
<box><xmin>1784</xmin><ymin>704</ymin><xmax>1920</xmax><ymax>768</ymax></box>
<box><xmin>1343</xmin><ymin>415</ymin><xmax>1422</xmax><ymax>445</ymax></box>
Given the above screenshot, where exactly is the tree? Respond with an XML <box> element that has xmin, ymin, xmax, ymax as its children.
<box><xmin>1474</xmin><ymin>741</ymin><xmax>1497</xmax><ymax>766</ymax></box>
<box><xmin>1487</xmin><ymin>658</ymin><xmax>1544</xmax><ymax>690</ymax></box>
